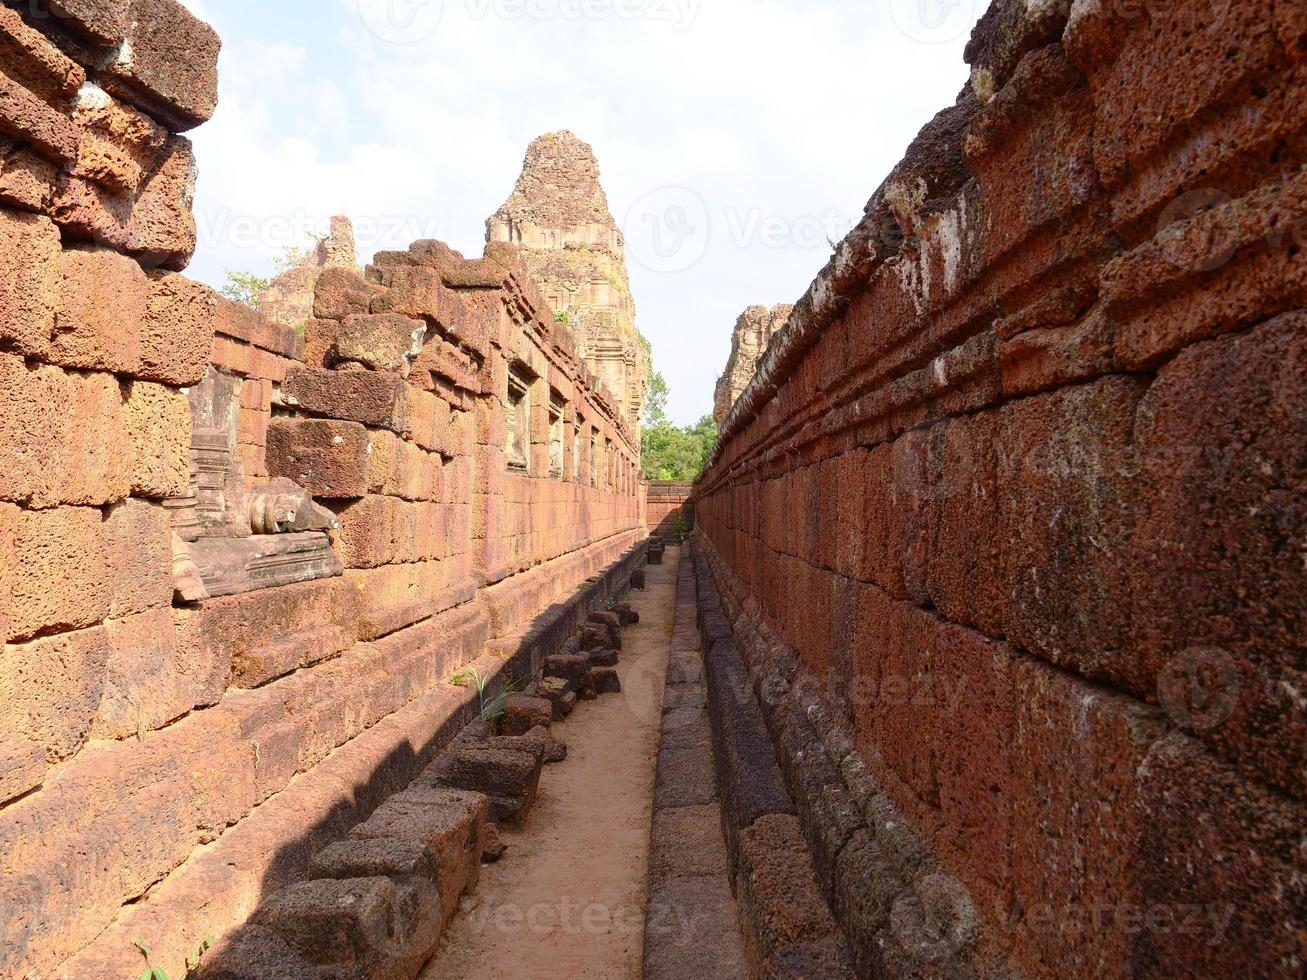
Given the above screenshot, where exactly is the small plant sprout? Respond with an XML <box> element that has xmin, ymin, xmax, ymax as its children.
<box><xmin>451</xmin><ymin>667</ymin><xmax>525</xmax><ymax>723</ymax></box>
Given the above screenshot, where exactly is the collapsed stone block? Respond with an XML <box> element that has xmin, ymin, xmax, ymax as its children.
<box><xmin>610</xmin><ymin>602</ymin><xmax>640</xmax><ymax>625</ymax></box>
<box><xmin>544</xmin><ymin>653</ymin><xmax>590</xmax><ymax>693</ymax></box>
<box><xmin>252</xmin><ymin>877</ymin><xmax>407</xmax><ymax>971</ymax></box>
<box><xmin>535</xmin><ymin>676</ymin><xmax>577</xmax><ymax>721</ymax></box>
<box><xmin>587</xmin><ymin>648</ymin><xmax>619</xmax><ymax>668</ymax></box>
<box><xmin>499</xmin><ymin>695</ymin><xmax>553</xmax><ymax>736</ymax></box>
<box><xmin>422</xmin><ymin>746</ymin><xmax>542</xmax><ymax>826</ymax></box>
<box><xmin>346</xmin><ymin>784</ymin><xmax>488</xmax><ymax>924</ymax></box>
<box><xmin>590</xmin><ymin>667</ymin><xmax>622</xmax><ymax>695</ymax></box>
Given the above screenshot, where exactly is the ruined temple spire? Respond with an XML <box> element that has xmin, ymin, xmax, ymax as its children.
<box><xmin>487</xmin><ymin>131</ymin><xmax>649</xmax><ymax>434</ymax></box>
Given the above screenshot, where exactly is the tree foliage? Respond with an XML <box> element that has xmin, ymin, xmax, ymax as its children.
<box><xmin>639</xmin><ymin>337</ymin><xmax>716</xmax><ymax>481</ymax></box>
<box><xmin>219</xmin><ymin>244</ymin><xmax>312</xmax><ymax>308</ymax></box>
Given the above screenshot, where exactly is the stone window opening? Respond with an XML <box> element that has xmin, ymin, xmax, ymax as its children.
<box><xmin>573</xmin><ymin>413</ymin><xmax>584</xmax><ymax>482</ymax></box>
<box><xmin>549</xmin><ymin>393</ymin><xmax>565</xmax><ymax>480</ymax></box>
<box><xmin>506</xmin><ymin>366</ymin><xmax>533</xmax><ymax>474</ymax></box>
<box><xmin>591</xmin><ymin>430</ymin><xmax>600</xmax><ymax>489</ymax></box>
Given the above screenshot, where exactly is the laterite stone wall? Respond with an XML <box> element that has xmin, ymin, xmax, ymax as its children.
<box><xmin>694</xmin><ymin>2</ymin><xmax>1306</xmax><ymax>976</ymax></box>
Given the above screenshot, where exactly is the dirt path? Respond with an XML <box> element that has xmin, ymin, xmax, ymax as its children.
<box><xmin>421</xmin><ymin>547</ymin><xmax>679</xmax><ymax>980</ymax></box>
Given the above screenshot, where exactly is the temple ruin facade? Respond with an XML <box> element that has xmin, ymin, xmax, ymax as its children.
<box><xmin>0</xmin><ymin>1</ymin><xmax>1303</xmax><ymax>978</ymax></box>
<box><xmin>488</xmin><ymin>130</ymin><xmax>650</xmax><ymax>435</ymax></box>
<box><xmin>713</xmin><ymin>304</ymin><xmax>792</xmax><ymax>427</ymax></box>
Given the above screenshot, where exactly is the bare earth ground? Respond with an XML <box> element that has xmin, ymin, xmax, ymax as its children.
<box><xmin>421</xmin><ymin>547</ymin><xmax>679</xmax><ymax>980</ymax></box>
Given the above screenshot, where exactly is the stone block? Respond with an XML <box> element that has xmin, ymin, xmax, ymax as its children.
<box><xmin>0</xmin><ymin>354</ymin><xmax>134</xmax><ymax>508</ymax></box>
<box><xmin>996</xmin><ymin>375</ymin><xmax>1146</xmax><ymax>688</ymax></box>
<box><xmin>0</xmin><ymin>146</ymin><xmax>58</xmax><ymax>213</ymax></box>
<box><xmin>0</xmin><ymin>624</ymin><xmax>109</xmax><ymax>760</ymax></box>
<box><xmin>123</xmin><ymin>380</ymin><xmax>191</xmax><ymax>498</ymax></box>
<box><xmin>329</xmin><ymin>313</ymin><xmax>425</xmax><ymax>373</ymax></box>
<box><xmin>0</xmin><ymin>7</ymin><xmax>85</xmax><ymax>105</ymax></box>
<box><xmin>313</xmin><ymin>266</ymin><xmax>383</xmax><ymax>321</ymax></box>
<box><xmin>3</xmin><ymin>504</ymin><xmax>110</xmax><ymax>643</ymax></box>
<box><xmin>500</xmin><ymin>695</ymin><xmax>553</xmax><ymax>737</ymax></box>
<box><xmin>1130</xmin><ymin>312</ymin><xmax>1307</xmax><ymax>796</ymax></box>
<box><xmin>51</xmin><ymin>246</ymin><xmax>150</xmax><ymax>374</ymax></box>
<box><xmin>266</xmin><ymin>418</ymin><xmax>372</xmax><ymax>499</ymax></box>
<box><xmin>93</xmin><ymin>607</ymin><xmax>213</xmax><ymax>739</ymax></box>
<box><xmin>99</xmin><ymin>0</ymin><xmax>221</xmax><ymax>132</ymax></box>
<box><xmin>346</xmin><ymin>784</ymin><xmax>487</xmax><ymax>923</ymax></box>
<box><xmin>281</xmin><ymin>366</ymin><xmax>409</xmax><ymax>433</ymax></box>
<box><xmin>543</xmin><ymin>653</ymin><xmax>590</xmax><ymax>693</ymax></box>
<box><xmin>103</xmin><ymin>497</ymin><xmax>172</xmax><ymax>619</ymax></box>
<box><xmin>141</xmin><ymin>270</ymin><xmax>218</xmax><ymax>386</ymax></box>
<box><xmin>424</xmin><ymin>746</ymin><xmax>541</xmax><ymax>826</ymax></box>
<box><xmin>174</xmin><ymin>577</ymin><xmax>357</xmax><ymax>691</ymax></box>
<box><xmin>590</xmin><ymin>666</ymin><xmax>621</xmax><ymax>694</ymax></box>
<box><xmin>735</xmin><ymin>813</ymin><xmax>852</xmax><ymax>976</ymax></box>
<box><xmin>0</xmin><ymin>208</ymin><xmax>59</xmax><ymax>357</ymax></box>
<box><xmin>252</xmin><ymin>877</ymin><xmax>401</xmax><ymax>970</ymax></box>
<box><xmin>0</xmin><ymin>73</ymin><xmax>78</xmax><ymax>164</ymax></box>
<box><xmin>0</xmin><ymin>738</ymin><xmax>46</xmax><ymax>804</ymax></box>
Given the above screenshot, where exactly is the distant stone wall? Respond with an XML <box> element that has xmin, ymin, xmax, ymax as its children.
<box><xmin>694</xmin><ymin>2</ymin><xmax>1306</xmax><ymax>976</ymax></box>
<box><xmin>646</xmin><ymin>480</ymin><xmax>694</xmax><ymax>538</ymax></box>
<box><xmin>0</xmin><ymin>7</ymin><xmax>646</xmax><ymax>977</ymax></box>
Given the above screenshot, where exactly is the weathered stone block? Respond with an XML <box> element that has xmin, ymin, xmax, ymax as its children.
<box><xmin>123</xmin><ymin>380</ymin><xmax>191</xmax><ymax>498</ymax></box>
<box><xmin>348</xmin><ymin>784</ymin><xmax>487</xmax><ymax>920</ymax></box>
<box><xmin>281</xmin><ymin>366</ymin><xmax>409</xmax><ymax>433</ymax></box>
<box><xmin>252</xmin><ymin>877</ymin><xmax>400</xmax><ymax>969</ymax></box>
<box><xmin>0</xmin><ymin>624</ymin><xmax>110</xmax><ymax>760</ymax></box>
<box><xmin>0</xmin><ymin>208</ymin><xmax>59</xmax><ymax>357</ymax></box>
<box><xmin>141</xmin><ymin>270</ymin><xmax>218</xmax><ymax>386</ymax></box>
<box><xmin>93</xmin><ymin>607</ymin><xmax>216</xmax><ymax>739</ymax></box>
<box><xmin>1130</xmin><ymin>312</ymin><xmax>1307</xmax><ymax>796</ymax></box>
<box><xmin>104</xmin><ymin>497</ymin><xmax>172</xmax><ymax>619</ymax></box>
<box><xmin>0</xmin><ymin>355</ymin><xmax>134</xmax><ymax>508</ymax></box>
<box><xmin>51</xmin><ymin>246</ymin><xmax>149</xmax><ymax>374</ymax></box>
<box><xmin>0</xmin><ymin>738</ymin><xmax>46</xmax><ymax>805</ymax></box>
<box><xmin>996</xmin><ymin>375</ymin><xmax>1146</xmax><ymax>687</ymax></box>
<box><xmin>3</xmin><ymin>504</ymin><xmax>110</xmax><ymax>643</ymax></box>
<box><xmin>99</xmin><ymin>0</ymin><xmax>221</xmax><ymax>132</ymax></box>
<box><xmin>330</xmin><ymin>313</ymin><xmax>425</xmax><ymax>373</ymax></box>
<box><xmin>266</xmin><ymin>417</ymin><xmax>372</xmax><ymax>499</ymax></box>
<box><xmin>500</xmin><ymin>695</ymin><xmax>553</xmax><ymax>737</ymax></box>
<box><xmin>424</xmin><ymin>747</ymin><xmax>541</xmax><ymax>826</ymax></box>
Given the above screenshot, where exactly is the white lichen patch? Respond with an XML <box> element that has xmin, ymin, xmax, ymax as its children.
<box><xmin>75</xmin><ymin>82</ymin><xmax>111</xmax><ymax>112</ymax></box>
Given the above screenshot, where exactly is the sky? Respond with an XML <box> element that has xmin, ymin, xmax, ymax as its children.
<box><xmin>179</xmin><ymin>0</ymin><xmax>986</xmax><ymax>425</ymax></box>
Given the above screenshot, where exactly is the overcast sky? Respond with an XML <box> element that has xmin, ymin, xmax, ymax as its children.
<box><xmin>180</xmin><ymin>0</ymin><xmax>985</xmax><ymax>425</ymax></box>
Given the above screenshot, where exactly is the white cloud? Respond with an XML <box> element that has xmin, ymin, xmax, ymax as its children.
<box><xmin>187</xmin><ymin>0</ymin><xmax>982</xmax><ymax>424</ymax></box>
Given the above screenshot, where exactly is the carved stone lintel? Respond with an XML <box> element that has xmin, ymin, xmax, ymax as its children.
<box><xmin>172</xmin><ymin>532</ymin><xmax>344</xmax><ymax>603</ymax></box>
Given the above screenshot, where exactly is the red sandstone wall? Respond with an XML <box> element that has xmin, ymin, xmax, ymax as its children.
<box><xmin>647</xmin><ymin>480</ymin><xmax>695</xmax><ymax>537</ymax></box>
<box><xmin>694</xmin><ymin>2</ymin><xmax>1306</xmax><ymax>976</ymax></box>
<box><xmin>0</xmin><ymin>6</ymin><xmax>645</xmax><ymax>976</ymax></box>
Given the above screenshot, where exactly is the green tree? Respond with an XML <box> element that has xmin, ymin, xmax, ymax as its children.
<box><xmin>219</xmin><ymin>244</ymin><xmax>312</xmax><ymax>308</ymax></box>
<box><xmin>638</xmin><ymin>334</ymin><xmax>718</xmax><ymax>480</ymax></box>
